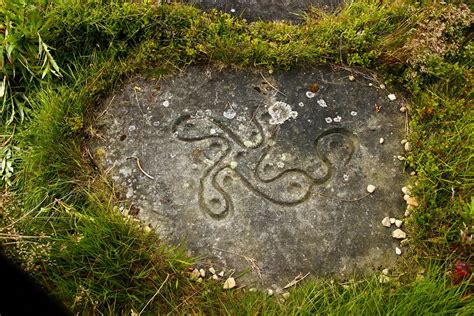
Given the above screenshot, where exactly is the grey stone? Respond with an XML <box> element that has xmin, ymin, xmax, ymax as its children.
<box><xmin>92</xmin><ymin>65</ymin><xmax>406</xmax><ymax>286</ymax></box>
<box><xmin>184</xmin><ymin>0</ymin><xmax>342</xmax><ymax>22</ymax></box>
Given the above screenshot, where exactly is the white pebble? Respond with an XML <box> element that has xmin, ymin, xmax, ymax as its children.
<box><xmin>230</xmin><ymin>161</ymin><xmax>238</xmax><ymax>169</ymax></box>
<box><xmin>210</xmin><ymin>128</ymin><xmax>217</xmax><ymax>135</ymax></box>
<box><xmin>388</xmin><ymin>94</ymin><xmax>397</xmax><ymax>101</ymax></box>
<box><xmin>223</xmin><ymin>277</ymin><xmax>236</xmax><ymax>290</ymax></box>
<box><xmin>379</xmin><ymin>138</ymin><xmax>384</xmax><ymax>144</ymax></box>
<box><xmin>209</xmin><ymin>267</ymin><xmax>216</xmax><ymax>275</ymax></box>
<box><xmin>162</xmin><ymin>100</ymin><xmax>170</xmax><ymax>107</ymax></box>
<box><xmin>230</xmin><ymin>8</ymin><xmax>236</xmax><ymax>13</ymax></box>
<box><xmin>404</xmin><ymin>142</ymin><xmax>412</xmax><ymax>152</ymax></box>
<box><xmin>395</xmin><ymin>247</ymin><xmax>402</xmax><ymax>255</ymax></box>
<box><xmin>403</xmin><ymin>194</ymin><xmax>410</xmax><ymax>201</ymax></box>
<box><xmin>218</xmin><ymin>271</ymin><xmax>225</xmax><ymax>277</ymax></box>
<box><xmin>348</xmin><ymin>75</ymin><xmax>355</xmax><ymax>81</ymax></box>
<box><xmin>380</xmin><ymin>84</ymin><xmax>386</xmax><ymax>89</ymax></box>
<box><xmin>395</xmin><ymin>219</ymin><xmax>403</xmax><ymax>228</ymax></box>
<box><xmin>367</xmin><ymin>185</ymin><xmax>376</xmax><ymax>193</ymax></box>
<box><xmin>306</xmin><ymin>91</ymin><xmax>316</xmax><ymax>98</ymax></box>
<box><xmin>401</xmin><ymin>139</ymin><xmax>408</xmax><ymax>145</ymax></box>
<box><xmin>397</xmin><ymin>155</ymin><xmax>406</xmax><ymax>161</ymax></box>
<box><xmin>199</xmin><ymin>269</ymin><xmax>206</xmax><ymax>278</ymax></box>
<box><xmin>392</xmin><ymin>229</ymin><xmax>407</xmax><ymax>239</ymax></box>
<box><xmin>223</xmin><ymin>108</ymin><xmax>236</xmax><ymax>119</ymax></box>
<box><xmin>401</xmin><ymin>186</ymin><xmax>411</xmax><ymax>195</ymax></box>
<box><xmin>381</xmin><ymin>217</ymin><xmax>391</xmax><ymax>227</ymax></box>
<box><xmin>350</xmin><ymin>111</ymin><xmax>358</xmax><ymax>116</ymax></box>
<box><xmin>212</xmin><ymin>274</ymin><xmax>219</xmax><ymax>280</ymax></box>
<box><xmin>325</xmin><ymin>117</ymin><xmax>333</xmax><ymax>124</ymax></box>
<box><xmin>390</xmin><ymin>218</ymin><xmax>396</xmax><ymax>224</ymax></box>
<box><xmin>382</xmin><ymin>268</ymin><xmax>389</xmax><ymax>275</ymax></box>
<box><xmin>399</xmin><ymin>106</ymin><xmax>407</xmax><ymax>113</ymax></box>
<box><xmin>298</xmin><ymin>102</ymin><xmax>304</xmax><ymax>107</ymax></box>
<box><xmin>267</xmin><ymin>289</ymin><xmax>274</xmax><ymax>296</ymax></box>
<box><xmin>369</xmin><ymin>83</ymin><xmax>373</xmax><ymax>87</ymax></box>
<box><xmin>333</xmin><ymin>116</ymin><xmax>342</xmax><ymax>123</ymax></box>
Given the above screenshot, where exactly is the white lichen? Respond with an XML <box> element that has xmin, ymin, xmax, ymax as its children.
<box><xmin>325</xmin><ymin>117</ymin><xmax>333</xmax><ymax>123</ymax></box>
<box><xmin>268</xmin><ymin>101</ymin><xmax>298</xmax><ymax>125</ymax></box>
<box><xmin>333</xmin><ymin>116</ymin><xmax>342</xmax><ymax>123</ymax></box>
<box><xmin>317</xmin><ymin>99</ymin><xmax>328</xmax><ymax>108</ymax></box>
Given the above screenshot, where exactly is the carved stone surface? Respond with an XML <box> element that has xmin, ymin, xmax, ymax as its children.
<box><xmin>93</xmin><ymin>65</ymin><xmax>406</xmax><ymax>286</ymax></box>
<box><xmin>184</xmin><ymin>0</ymin><xmax>342</xmax><ymax>21</ymax></box>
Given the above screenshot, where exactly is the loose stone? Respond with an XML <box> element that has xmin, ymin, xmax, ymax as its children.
<box><xmin>209</xmin><ymin>267</ymin><xmax>216</xmax><ymax>275</ymax></box>
<box><xmin>199</xmin><ymin>268</ymin><xmax>206</xmax><ymax>278</ymax></box>
<box><xmin>390</xmin><ymin>218</ymin><xmax>396</xmax><ymax>224</ymax></box>
<box><xmin>397</xmin><ymin>155</ymin><xmax>406</xmax><ymax>161</ymax></box>
<box><xmin>403</xmin><ymin>194</ymin><xmax>410</xmax><ymax>201</ymax></box>
<box><xmin>401</xmin><ymin>186</ymin><xmax>411</xmax><ymax>195</ymax></box>
<box><xmin>379</xmin><ymin>138</ymin><xmax>384</xmax><ymax>144</ymax></box>
<box><xmin>348</xmin><ymin>75</ymin><xmax>355</xmax><ymax>81</ymax></box>
<box><xmin>395</xmin><ymin>219</ymin><xmax>403</xmax><ymax>228</ymax></box>
<box><xmin>218</xmin><ymin>271</ymin><xmax>225</xmax><ymax>277</ymax></box>
<box><xmin>212</xmin><ymin>274</ymin><xmax>219</xmax><ymax>280</ymax></box>
<box><xmin>404</xmin><ymin>142</ymin><xmax>412</xmax><ymax>152</ymax></box>
<box><xmin>404</xmin><ymin>208</ymin><xmax>411</xmax><ymax>217</ymax></box>
<box><xmin>281</xmin><ymin>292</ymin><xmax>290</xmax><ymax>300</ymax></box>
<box><xmin>382</xmin><ymin>268</ymin><xmax>390</xmax><ymax>275</ymax></box>
<box><xmin>223</xmin><ymin>277</ymin><xmax>236</xmax><ymax>290</ymax></box>
<box><xmin>379</xmin><ymin>275</ymin><xmax>390</xmax><ymax>284</ymax></box>
<box><xmin>380</xmin><ymin>84</ymin><xmax>386</xmax><ymax>89</ymax></box>
<box><xmin>392</xmin><ymin>229</ymin><xmax>407</xmax><ymax>239</ymax></box>
<box><xmin>267</xmin><ymin>289</ymin><xmax>274</xmax><ymax>296</ymax></box>
<box><xmin>406</xmin><ymin>197</ymin><xmax>419</xmax><ymax>207</ymax></box>
<box><xmin>367</xmin><ymin>185</ymin><xmax>376</xmax><ymax>193</ymax></box>
<box><xmin>388</xmin><ymin>94</ymin><xmax>397</xmax><ymax>101</ymax></box>
<box><xmin>382</xmin><ymin>217</ymin><xmax>391</xmax><ymax>227</ymax></box>
<box><xmin>399</xmin><ymin>106</ymin><xmax>407</xmax><ymax>113</ymax></box>
<box><xmin>190</xmin><ymin>269</ymin><xmax>201</xmax><ymax>280</ymax></box>
<box><xmin>401</xmin><ymin>139</ymin><xmax>408</xmax><ymax>145</ymax></box>
<box><xmin>395</xmin><ymin>247</ymin><xmax>402</xmax><ymax>255</ymax></box>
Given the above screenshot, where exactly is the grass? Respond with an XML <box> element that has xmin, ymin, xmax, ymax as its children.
<box><xmin>1</xmin><ymin>0</ymin><xmax>473</xmax><ymax>314</ymax></box>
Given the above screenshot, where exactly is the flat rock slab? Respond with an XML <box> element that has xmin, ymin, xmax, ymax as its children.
<box><xmin>184</xmin><ymin>0</ymin><xmax>342</xmax><ymax>22</ymax></box>
<box><xmin>93</xmin><ymin>65</ymin><xmax>407</xmax><ymax>286</ymax></box>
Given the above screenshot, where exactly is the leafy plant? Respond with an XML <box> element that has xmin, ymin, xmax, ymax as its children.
<box><xmin>1</xmin><ymin>0</ymin><xmax>61</xmax><ymax>125</ymax></box>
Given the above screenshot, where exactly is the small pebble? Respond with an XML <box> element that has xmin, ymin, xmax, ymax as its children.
<box><xmin>230</xmin><ymin>8</ymin><xmax>236</xmax><ymax>13</ymax></box>
<box><xmin>267</xmin><ymin>289</ymin><xmax>274</xmax><ymax>296</ymax></box>
<box><xmin>410</xmin><ymin>171</ymin><xmax>416</xmax><ymax>176</ymax></box>
<box><xmin>162</xmin><ymin>100</ymin><xmax>170</xmax><ymax>107</ymax></box>
<box><xmin>380</xmin><ymin>84</ymin><xmax>386</xmax><ymax>89</ymax></box>
<box><xmin>190</xmin><ymin>269</ymin><xmax>201</xmax><ymax>280</ymax></box>
<box><xmin>392</xmin><ymin>229</ymin><xmax>407</xmax><ymax>239</ymax></box>
<box><xmin>230</xmin><ymin>161</ymin><xmax>238</xmax><ymax>169</ymax></box>
<box><xmin>397</xmin><ymin>155</ymin><xmax>406</xmax><ymax>161</ymax></box>
<box><xmin>401</xmin><ymin>186</ymin><xmax>411</xmax><ymax>195</ymax></box>
<box><xmin>196</xmin><ymin>277</ymin><xmax>203</xmax><ymax>283</ymax></box>
<box><xmin>382</xmin><ymin>217</ymin><xmax>391</xmax><ymax>227</ymax></box>
<box><xmin>379</xmin><ymin>275</ymin><xmax>390</xmax><ymax>284</ymax></box>
<box><xmin>395</xmin><ymin>247</ymin><xmax>402</xmax><ymax>255</ymax></box>
<box><xmin>399</xmin><ymin>106</ymin><xmax>407</xmax><ymax>113</ymax></box>
<box><xmin>212</xmin><ymin>274</ymin><xmax>219</xmax><ymax>280</ymax></box>
<box><xmin>403</xmin><ymin>194</ymin><xmax>410</xmax><ymax>201</ymax></box>
<box><xmin>390</xmin><ymin>218</ymin><xmax>396</xmax><ymax>224</ymax></box>
<box><xmin>404</xmin><ymin>208</ymin><xmax>411</xmax><ymax>217</ymax></box>
<box><xmin>406</xmin><ymin>197</ymin><xmax>419</xmax><ymax>207</ymax></box>
<box><xmin>249</xmin><ymin>288</ymin><xmax>257</xmax><ymax>292</ymax></box>
<box><xmin>199</xmin><ymin>269</ymin><xmax>206</xmax><ymax>278</ymax></box>
<box><xmin>209</xmin><ymin>267</ymin><xmax>216</xmax><ymax>275</ymax></box>
<box><xmin>281</xmin><ymin>292</ymin><xmax>290</xmax><ymax>300</ymax></box>
<box><xmin>404</xmin><ymin>142</ymin><xmax>412</xmax><ymax>152</ymax></box>
<box><xmin>218</xmin><ymin>271</ymin><xmax>225</xmax><ymax>277</ymax></box>
<box><xmin>382</xmin><ymin>268</ymin><xmax>390</xmax><ymax>275</ymax></box>
<box><xmin>348</xmin><ymin>75</ymin><xmax>355</xmax><ymax>81</ymax></box>
<box><xmin>367</xmin><ymin>185</ymin><xmax>376</xmax><ymax>193</ymax></box>
<box><xmin>379</xmin><ymin>138</ymin><xmax>384</xmax><ymax>144</ymax></box>
<box><xmin>223</xmin><ymin>277</ymin><xmax>236</xmax><ymax>290</ymax></box>
<box><xmin>401</xmin><ymin>139</ymin><xmax>408</xmax><ymax>145</ymax></box>
<box><xmin>388</xmin><ymin>94</ymin><xmax>397</xmax><ymax>101</ymax></box>
<box><xmin>395</xmin><ymin>219</ymin><xmax>403</xmax><ymax>228</ymax></box>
